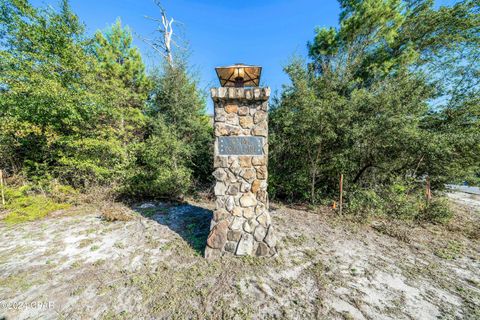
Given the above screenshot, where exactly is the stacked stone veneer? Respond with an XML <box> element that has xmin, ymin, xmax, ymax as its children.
<box><xmin>205</xmin><ymin>87</ymin><xmax>277</xmax><ymax>259</ymax></box>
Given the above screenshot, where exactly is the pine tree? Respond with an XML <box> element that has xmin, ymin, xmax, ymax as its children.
<box><xmin>91</xmin><ymin>18</ymin><xmax>150</xmax><ymax>110</ymax></box>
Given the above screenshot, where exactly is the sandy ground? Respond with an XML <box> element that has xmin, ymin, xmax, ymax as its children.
<box><xmin>0</xmin><ymin>194</ymin><xmax>478</xmax><ymax>320</ymax></box>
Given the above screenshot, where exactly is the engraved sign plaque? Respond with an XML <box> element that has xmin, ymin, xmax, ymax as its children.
<box><xmin>218</xmin><ymin>136</ymin><xmax>263</xmax><ymax>155</ymax></box>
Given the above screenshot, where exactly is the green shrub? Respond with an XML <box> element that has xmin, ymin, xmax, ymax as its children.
<box><xmin>343</xmin><ymin>179</ymin><xmax>453</xmax><ymax>224</ymax></box>
<box><xmin>383</xmin><ymin>182</ymin><xmax>424</xmax><ymax>220</ymax></box>
<box><xmin>0</xmin><ymin>2</ymin><xmax>150</xmax><ymax>190</ymax></box>
<box><xmin>420</xmin><ymin>197</ymin><xmax>453</xmax><ymax>224</ymax></box>
<box><xmin>147</xmin><ymin>64</ymin><xmax>213</xmax><ymax>188</ymax></box>
<box><xmin>53</xmin><ymin>137</ymin><xmax>129</xmax><ymax>188</ymax></box>
<box><xmin>49</xmin><ymin>183</ymin><xmax>78</xmax><ymax>202</ymax></box>
<box><xmin>122</xmin><ymin>120</ymin><xmax>192</xmax><ymax>199</ymax></box>
<box><xmin>344</xmin><ymin>181</ymin><xmax>424</xmax><ymax>219</ymax></box>
<box><xmin>345</xmin><ymin>188</ymin><xmax>385</xmax><ymax>217</ymax></box>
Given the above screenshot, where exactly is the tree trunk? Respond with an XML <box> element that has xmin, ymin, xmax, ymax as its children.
<box><xmin>353</xmin><ymin>163</ymin><xmax>372</xmax><ymax>183</ymax></box>
<box><xmin>309</xmin><ymin>145</ymin><xmax>322</xmax><ymax>204</ymax></box>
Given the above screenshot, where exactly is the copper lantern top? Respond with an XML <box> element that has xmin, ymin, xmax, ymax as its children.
<box><xmin>215</xmin><ymin>64</ymin><xmax>262</xmax><ymax>88</ymax></box>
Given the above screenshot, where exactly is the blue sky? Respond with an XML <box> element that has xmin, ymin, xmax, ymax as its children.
<box><xmin>31</xmin><ymin>0</ymin><xmax>457</xmax><ymax>113</ymax></box>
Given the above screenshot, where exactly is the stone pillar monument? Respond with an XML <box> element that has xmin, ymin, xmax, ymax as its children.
<box><xmin>205</xmin><ymin>84</ymin><xmax>277</xmax><ymax>259</ymax></box>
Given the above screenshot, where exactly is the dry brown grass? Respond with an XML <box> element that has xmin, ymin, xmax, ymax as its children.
<box><xmin>371</xmin><ymin>220</ymin><xmax>412</xmax><ymax>243</ymax></box>
<box><xmin>75</xmin><ymin>185</ymin><xmax>117</xmax><ymax>204</ymax></box>
<box><xmin>99</xmin><ymin>201</ymin><xmax>136</xmax><ymax>222</ymax></box>
<box><xmin>74</xmin><ymin>185</ymin><xmax>136</xmax><ymax>222</ymax></box>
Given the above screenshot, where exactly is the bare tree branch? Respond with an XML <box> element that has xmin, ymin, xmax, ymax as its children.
<box><xmin>140</xmin><ymin>0</ymin><xmax>176</xmax><ymax>66</ymax></box>
<box><xmin>138</xmin><ymin>35</ymin><xmax>169</xmax><ymax>59</ymax></box>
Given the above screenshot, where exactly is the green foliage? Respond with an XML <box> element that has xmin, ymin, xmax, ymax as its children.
<box><xmin>120</xmin><ymin>58</ymin><xmax>213</xmax><ymax>198</ymax></box>
<box><xmin>0</xmin><ymin>0</ymin><xmax>142</xmax><ymax>187</ymax></box>
<box><xmin>420</xmin><ymin>197</ymin><xmax>453</xmax><ymax>224</ymax></box>
<box><xmin>434</xmin><ymin>239</ymin><xmax>464</xmax><ymax>260</ymax></box>
<box><xmin>270</xmin><ymin>0</ymin><xmax>480</xmax><ymax>220</ymax></box>
<box><xmin>53</xmin><ymin>137</ymin><xmax>128</xmax><ymax>187</ymax></box>
<box><xmin>270</xmin><ymin>59</ymin><xmax>431</xmax><ymax>203</ymax></box>
<box><xmin>345</xmin><ymin>181</ymin><xmax>452</xmax><ymax>224</ymax></box>
<box><xmin>2</xmin><ymin>184</ymin><xmax>71</xmax><ymax>224</ymax></box>
<box><xmin>345</xmin><ymin>181</ymin><xmax>423</xmax><ymax>220</ymax></box>
<box><xmin>0</xmin><ymin>0</ymin><xmax>210</xmax><ymax>200</ymax></box>
<box><xmin>344</xmin><ymin>188</ymin><xmax>385</xmax><ymax>217</ymax></box>
<box><xmin>123</xmin><ymin>119</ymin><xmax>192</xmax><ymax>199</ymax></box>
<box><xmin>147</xmin><ymin>63</ymin><xmax>213</xmax><ymax>188</ymax></box>
<box><xmin>90</xmin><ymin>18</ymin><xmax>151</xmax><ymax>112</ymax></box>
<box><xmin>308</xmin><ymin>27</ymin><xmax>338</xmax><ymax>57</ymax></box>
<box><xmin>382</xmin><ymin>182</ymin><xmax>424</xmax><ymax>219</ymax></box>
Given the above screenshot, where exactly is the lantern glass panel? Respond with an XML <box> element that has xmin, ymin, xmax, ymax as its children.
<box><xmin>215</xmin><ymin>64</ymin><xmax>262</xmax><ymax>87</ymax></box>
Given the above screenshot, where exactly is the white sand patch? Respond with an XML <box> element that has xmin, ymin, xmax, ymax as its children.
<box><xmin>0</xmin><ymin>200</ymin><xmax>478</xmax><ymax>319</ymax></box>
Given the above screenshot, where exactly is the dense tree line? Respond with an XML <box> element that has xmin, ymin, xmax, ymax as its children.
<box><xmin>269</xmin><ymin>0</ymin><xmax>479</xmax><ymax>218</ymax></box>
<box><xmin>0</xmin><ymin>0</ymin><xmax>212</xmax><ymax>198</ymax></box>
<box><xmin>1</xmin><ymin>0</ymin><xmax>478</xmax><ymax>221</ymax></box>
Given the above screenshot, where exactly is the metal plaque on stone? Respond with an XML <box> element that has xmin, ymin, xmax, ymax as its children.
<box><xmin>218</xmin><ymin>136</ymin><xmax>263</xmax><ymax>156</ymax></box>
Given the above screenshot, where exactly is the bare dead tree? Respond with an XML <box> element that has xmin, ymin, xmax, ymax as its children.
<box><xmin>141</xmin><ymin>0</ymin><xmax>185</xmax><ymax>67</ymax></box>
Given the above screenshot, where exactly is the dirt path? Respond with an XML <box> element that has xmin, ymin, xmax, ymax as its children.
<box><xmin>448</xmin><ymin>191</ymin><xmax>480</xmax><ymax>212</ymax></box>
<box><xmin>0</xmin><ymin>196</ymin><xmax>478</xmax><ymax>319</ymax></box>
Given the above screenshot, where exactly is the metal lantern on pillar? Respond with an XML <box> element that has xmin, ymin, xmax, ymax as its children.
<box><xmin>215</xmin><ymin>64</ymin><xmax>262</xmax><ymax>88</ymax></box>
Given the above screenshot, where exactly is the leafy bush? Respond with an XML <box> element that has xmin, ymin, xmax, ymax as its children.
<box><xmin>0</xmin><ymin>1</ymin><xmax>148</xmax><ymax>188</ymax></box>
<box><xmin>345</xmin><ymin>188</ymin><xmax>385</xmax><ymax>217</ymax></box>
<box><xmin>53</xmin><ymin>137</ymin><xmax>128</xmax><ymax>188</ymax></box>
<box><xmin>344</xmin><ymin>181</ymin><xmax>422</xmax><ymax>219</ymax></box>
<box><xmin>147</xmin><ymin>63</ymin><xmax>213</xmax><ymax>187</ymax></box>
<box><xmin>383</xmin><ymin>182</ymin><xmax>424</xmax><ymax>220</ymax></box>
<box><xmin>122</xmin><ymin>120</ymin><xmax>192</xmax><ymax>199</ymax></box>
<box><xmin>344</xmin><ymin>180</ymin><xmax>452</xmax><ymax>224</ymax></box>
<box><xmin>420</xmin><ymin>198</ymin><xmax>453</xmax><ymax>224</ymax></box>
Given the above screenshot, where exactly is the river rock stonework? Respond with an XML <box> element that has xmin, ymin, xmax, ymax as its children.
<box><xmin>205</xmin><ymin>87</ymin><xmax>277</xmax><ymax>259</ymax></box>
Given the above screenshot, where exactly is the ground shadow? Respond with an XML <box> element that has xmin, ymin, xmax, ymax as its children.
<box><xmin>132</xmin><ymin>202</ymin><xmax>212</xmax><ymax>256</ymax></box>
